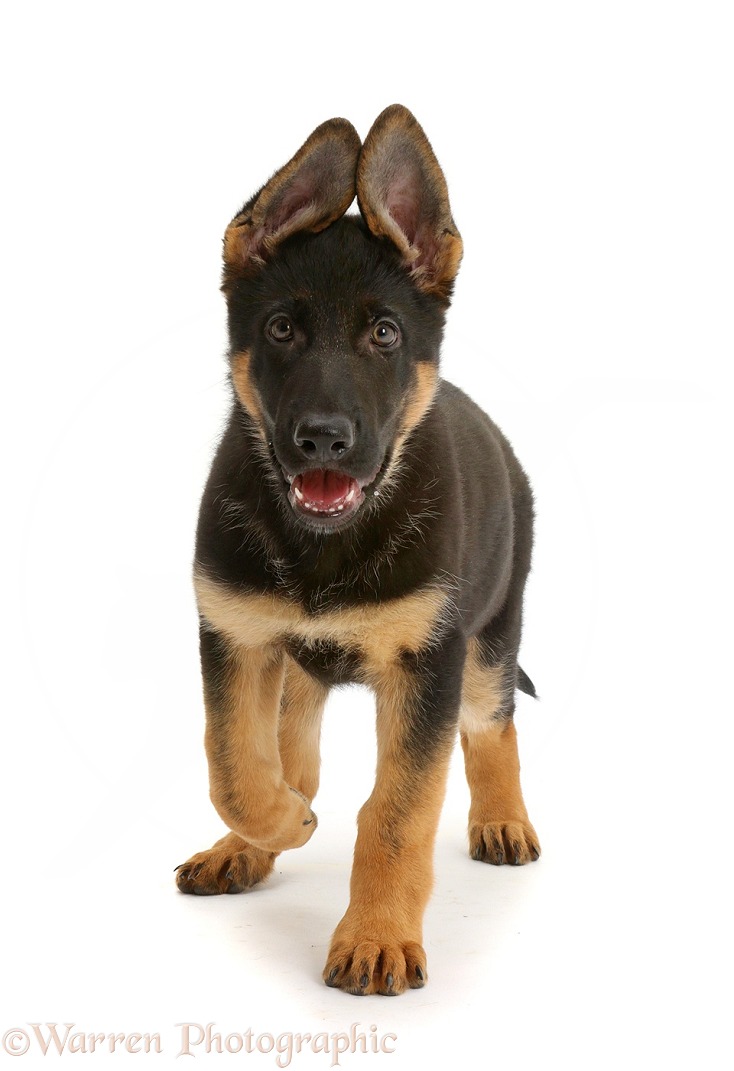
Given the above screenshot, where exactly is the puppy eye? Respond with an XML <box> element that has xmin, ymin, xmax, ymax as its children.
<box><xmin>266</xmin><ymin>315</ymin><xmax>294</xmax><ymax>342</ymax></box>
<box><xmin>370</xmin><ymin>320</ymin><xmax>400</xmax><ymax>349</ymax></box>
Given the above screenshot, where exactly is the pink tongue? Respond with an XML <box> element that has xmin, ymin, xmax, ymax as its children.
<box><xmin>299</xmin><ymin>469</ymin><xmax>354</xmax><ymax>507</ymax></box>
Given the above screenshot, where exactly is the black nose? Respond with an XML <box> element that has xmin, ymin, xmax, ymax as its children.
<box><xmin>293</xmin><ymin>415</ymin><xmax>355</xmax><ymax>462</ymax></box>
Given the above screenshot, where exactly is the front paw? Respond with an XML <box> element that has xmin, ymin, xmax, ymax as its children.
<box><xmin>323</xmin><ymin>937</ymin><xmax>427</xmax><ymax>996</ymax></box>
<box><xmin>469</xmin><ymin>819</ymin><xmax>540</xmax><ymax>865</ymax></box>
<box><xmin>213</xmin><ymin>783</ymin><xmax>317</xmax><ymax>854</ymax></box>
<box><xmin>175</xmin><ymin>832</ymin><xmax>276</xmax><ymax>894</ymax></box>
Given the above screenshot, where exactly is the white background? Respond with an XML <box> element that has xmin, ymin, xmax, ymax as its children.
<box><xmin>1</xmin><ymin>2</ymin><xmax>732</xmax><ymax>1068</ymax></box>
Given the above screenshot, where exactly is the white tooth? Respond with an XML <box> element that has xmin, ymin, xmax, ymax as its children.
<box><xmin>294</xmin><ymin>485</ymin><xmax>304</xmax><ymax>502</ymax></box>
<box><xmin>337</xmin><ymin>505</ymin><xmax>343</xmax><ymax>511</ymax></box>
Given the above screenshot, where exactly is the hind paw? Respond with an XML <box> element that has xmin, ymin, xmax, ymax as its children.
<box><xmin>469</xmin><ymin>820</ymin><xmax>540</xmax><ymax>866</ymax></box>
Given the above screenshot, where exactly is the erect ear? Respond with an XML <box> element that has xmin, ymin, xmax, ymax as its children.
<box><xmin>357</xmin><ymin>105</ymin><xmax>463</xmax><ymax>302</ymax></box>
<box><xmin>222</xmin><ymin>117</ymin><xmax>361</xmax><ymax>285</ymax></box>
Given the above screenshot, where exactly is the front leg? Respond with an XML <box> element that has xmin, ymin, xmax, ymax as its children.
<box><xmin>177</xmin><ymin>652</ymin><xmax>327</xmax><ymax>895</ymax></box>
<box><xmin>324</xmin><ymin>631</ymin><xmax>465</xmax><ymax>995</ymax></box>
<box><xmin>200</xmin><ymin>627</ymin><xmax>317</xmax><ymax>853</ymax></box>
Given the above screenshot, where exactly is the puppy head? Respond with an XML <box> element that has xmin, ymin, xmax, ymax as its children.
<box><xmin>222</xmin><ymin>107</ymin><xmax>462</xmax><ymax>534</ymax></box>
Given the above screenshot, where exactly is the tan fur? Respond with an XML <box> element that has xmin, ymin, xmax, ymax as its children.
<box><xmin>399</xmin><ymin>362</ymin><xmax>438</xmax><ymax>439</ymax></box>
<box><xmin>176</xmin><ymin>655</ymin><xmax>327</xmax><ymax>895</ymax></box>
<box><xmin>327</xmin><ymin>362</ymin><xmax>438</xmax><ymax>508</ymax></box>
<box><xmin>278</xmin><ymin>656</ymin><xmax>328</xmax><ymax>802</ymax></box>
<box><xmin>230</xmin><ymin>350</ymin><xmax>265</xmax><ymax>432</ymax></box>
<box><xmin>195</xmin><ymin>570</ymin><xmax>449</xmax><ymax>671</ymax></box>
<box><xmin>458</xmin><ymin>637</ymin><xmax>508</xmax><ymax>734</ymax></box>
<box><xmin>180</xmin><ymin>106</ymin><xmax>540</xmax><ymax>995</ymax></box>
<box><xmin>460</xmin><ymin>664</ymin><xmax>540</xmax><ymax>865</ymax></box>
<box><xmin>357</xmin><ymin>104</ymin><xmax>463</xmax><ymax>299</ymax></box>
<box><xmin>175</xmin><ymin>831</ymin><xmax>277</xmax><ymax>894</ymax></box>
<box><xmin>203</xmin><ymin>642</ymin><xmax>317</xmax><ymax>853</ymax></box>
<box><xmin>223</xmin><ymin>118</ymin><xmax>361</xmax><ymax>279</ymax></box>
<box><xmin>323</xmin><ymin>660</ymin><xmax>452</xmax><ymax>995</ymax></box>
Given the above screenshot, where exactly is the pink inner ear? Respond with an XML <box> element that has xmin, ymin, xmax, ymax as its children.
<box><xmin>268</xmin><ymin>170</ymin><xmax>319</xmax><ymax>233</ymax></box>
<box><xmin>383</xmin><ymin>164</ymin><xmax>441</xmax><ymax>273</ymax></box>
<box><xmin>385</xmin><ymin>167</ymin><xmax>422</xmax><ymax>246</ymax></box>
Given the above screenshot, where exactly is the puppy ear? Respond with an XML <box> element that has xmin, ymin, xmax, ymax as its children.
<box><xmin>357</xmin><ymin>105</ymin><xmax>463</xmax><ymax>301</ymax></box>
<box><xmin>223</xmin><ymin>118</ymin><xmax>361</xmax><ymax>282</ymax></box>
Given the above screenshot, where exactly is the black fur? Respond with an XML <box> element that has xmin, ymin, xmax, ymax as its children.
<box><xmin>183</xmin><ymin>109</ymin><xmax>540</xmax><ymax>993</ymax></box>
<box><xmin>196</xmin><ymin>108</ymin><xmax>535</xmax><ymax>756</ymax></box>
<box><xmin>197</xmin><ymin>325</ymin><xmax>534</xmax><ymax>684</ymax></box>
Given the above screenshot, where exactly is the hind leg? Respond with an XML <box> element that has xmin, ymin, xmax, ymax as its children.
<box><xmin>460</xmin><ymin>639</ymin><xmax>540</xmax><ymax>865</ymax></box>
<box><xmin>177</xmin><ymin>655</ymin><xmax>328</xmax><ymax>895</ymax></box>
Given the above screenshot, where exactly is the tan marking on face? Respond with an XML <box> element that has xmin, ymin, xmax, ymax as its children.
<box><xmin>400</xmin><ymin>362</ymin><xmax>438</xmax><ymax>439</ymax></box>
<box><xmin>194</xmin><ymin>570</ymin><xmax>449</xmax><ymax>671</ymax></box>
<box><xmin>230</xmin><ymin>349</ymin><xmax>266</xmax><ymax>435</ymax></box>
<box><xmin>379</xmin><ymin>362</ymin><xmax>439</xmax><ymax>491</ymax></box>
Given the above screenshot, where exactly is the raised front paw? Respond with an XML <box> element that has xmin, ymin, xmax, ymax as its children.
<box><xmin>212</xmin><ymin>783</ymin><xmax>318</xmax><ymax>854</ymax></box>
<box><xmin>323</xmin><ymin>938</ymin><xmax>427</xmax><ymax>996</ymax></box>
<box><xmin>175</xmin><ymin>832</ymin><xmax>276</xmax><ymax>894</ymax></box>
<box><xmin>469</xmin><ymin>819</ymin><xmax>541</xmax><ymax>866</ymax></box>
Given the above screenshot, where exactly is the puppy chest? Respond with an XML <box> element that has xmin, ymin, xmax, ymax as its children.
<box><xmin>194</xmin><ymin>571</ymin><xmax>449</xmax><ymax>670</ymax></box>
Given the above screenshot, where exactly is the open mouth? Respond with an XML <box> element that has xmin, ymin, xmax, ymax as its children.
<box><xmin>285</xmin><ymin>469</ymin><xmax>365</xmax><ymax>526</ymax></box>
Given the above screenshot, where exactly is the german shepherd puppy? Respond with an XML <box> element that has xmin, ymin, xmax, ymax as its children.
<box><xmin>176</xmin><ymin>105</ymin><xmax>540</xmax><ymax>996</ymax></box>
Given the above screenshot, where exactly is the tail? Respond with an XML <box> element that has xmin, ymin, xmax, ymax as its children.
<box><xmin>516</xmin><ymin>664</ymin><xmax>537</xmax><ymax>699</ymax></box>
